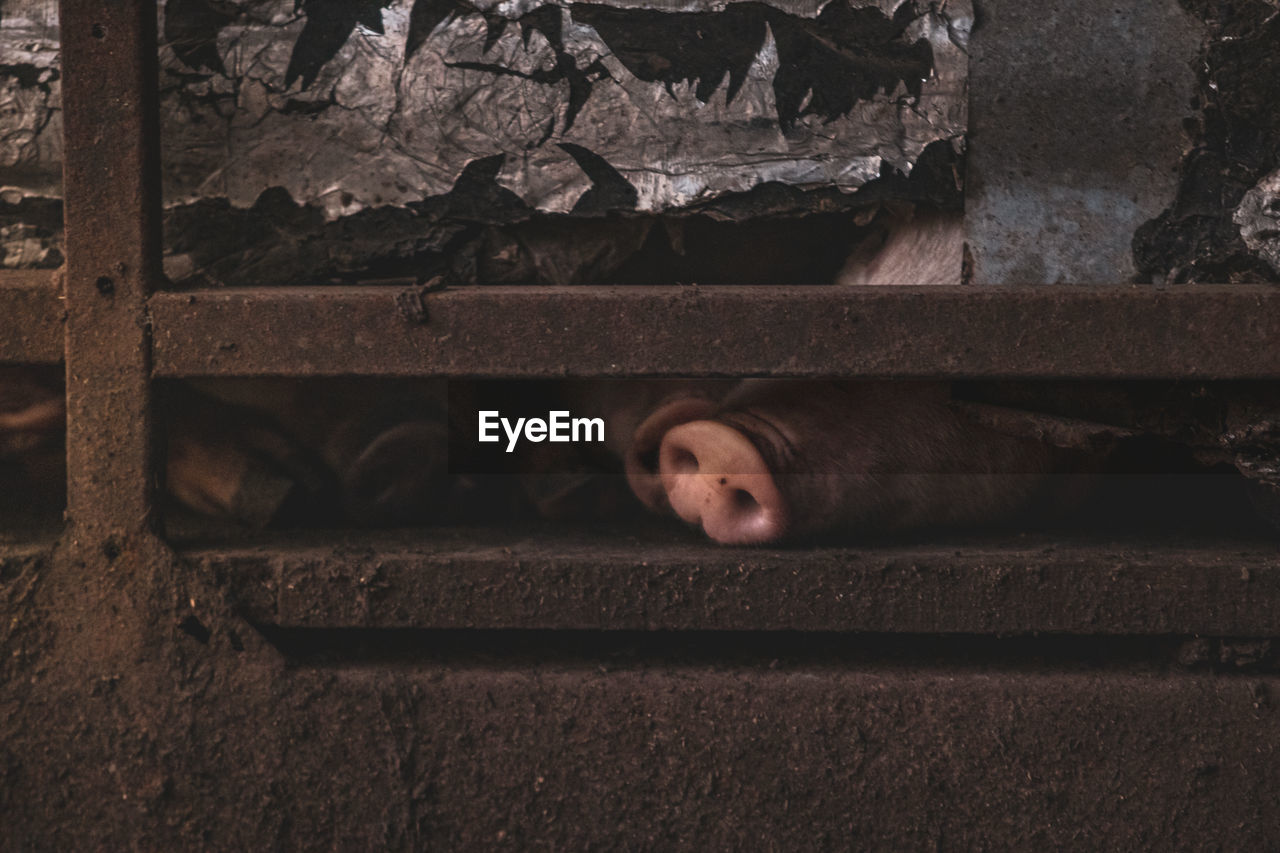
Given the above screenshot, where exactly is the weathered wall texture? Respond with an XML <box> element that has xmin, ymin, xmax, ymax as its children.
<box><xmin>2</xmin><ymin>0</ymin><xmax>970</xmax><ymax>284</ymax></box>
<box><xmin>965</xmin><ymin>0</ymin><xmax>1203</xmax><ymax>284</ymax></box>
<box><xmin>0</xmin><ymin>0</ymin><xmax>61</xmax><ymax>268</ymax></box>
<box><xmin>1133</xmin><ymin>0</ymin><xmax>1280</xmax><ymax>283</ymax></box>
<box><xmin>7</xmin><ymin>0</ymin><xmax>1280</xmax><ymax>283</ymax></box>
<box><xmin>4</xmin><ymin>538</ymin><xmax>1280</xmax><ymax>850</ymax></box>
<box><xmin>156</xmin><ymin>0</ymin><xmax>968</xmax><ymax>216</ymax></box>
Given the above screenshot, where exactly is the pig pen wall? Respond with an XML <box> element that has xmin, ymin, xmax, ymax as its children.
<box><xmin>6</xmin><ymin>1</ymin><xmax>1280</xmax><ymax>850</ymax></box>
<box><xmin>5</xmin><ymin>0</ymin><xmax>1280</xmax><ymax>284</ymax></box>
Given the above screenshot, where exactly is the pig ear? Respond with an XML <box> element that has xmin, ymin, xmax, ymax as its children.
<box><xmin>658</xmin><ymin>420</ymin><xmax>788</xmax><ymax>545</ymax></box>
<box><xmin>624</xmin><ymin>397</ymin><xmax>720</xmax><ymax>512</ymax></box>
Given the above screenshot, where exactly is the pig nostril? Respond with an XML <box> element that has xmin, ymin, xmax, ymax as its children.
<box><xmin>638</xmin><ymin>447</ymin><xmax>660</xmax><ymax>474</ymax></box>
<box><xmin>669</xmin><ymin>447</ymin><xmax>699</xmax><ymax>475</ymax></box>
<box><xmin>732</xmin><ymin>489</ymin><xmax>758</xmax><ymax>512</ymax></box>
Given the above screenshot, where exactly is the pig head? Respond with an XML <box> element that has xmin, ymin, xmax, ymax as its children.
<box><xmin>629</xmin><ymin>380</ymin><xmax>1065</xmax><ymax>544</ymax></box>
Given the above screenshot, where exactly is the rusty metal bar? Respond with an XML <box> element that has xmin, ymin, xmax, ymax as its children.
<box><xmin>190</xmin><ymin>529</ymin><xmax>1280</xmax><ymax>634</ymax></box>
<box><xmin>59</xmin><ymin>0</ymin><xmax>162</xmax><ymax>548</ymax></box>
<box><xmin>0</xmin><ymin>270</ymin><xmax>63</xmax><ymax>364</ymax></box>
<box><xmin>152</xmin><ymin>284</ymin><xmax>1280</xmax><ymax>379</ymax></box>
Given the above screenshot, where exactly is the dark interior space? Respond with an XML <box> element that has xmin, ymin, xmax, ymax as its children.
<box><xmin>149</xmin><ymin>377</ymin><xmax>1280</xmax><ymax>543</ymax></box>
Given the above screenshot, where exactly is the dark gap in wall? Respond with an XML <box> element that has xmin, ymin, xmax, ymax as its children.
<box><xmin>256</xmin><ymin>627</ymin><xmax>1279</xmax><ymax>673</ymax></box>
<box><xmin>157</xmin><ymin>378</ymin><xmax>1280</xmax><ymax>542</ymax></box>
<box><xmin>0</xmin><ymin>365</ymin><xmax>65</xmax><ymax>537</ymax></box>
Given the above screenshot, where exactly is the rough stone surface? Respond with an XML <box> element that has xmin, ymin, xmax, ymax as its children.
<box><xmin>1133</xmin><ymin>0</ymin><xmax>1280</xmax><ymax>283</ymax></box>
<box><xmin>966</xmin><ymin>0</ymin><xmax>1203</xmax><ymax>283</ymax></box>
<box><xmin>5</xmin><ymin>540</ymin><xmax>1280</xmax><ymax>849</ymax></box>
<box><xmin>0</xmin><ymin>0</ymin><xmax>62</xmax><ymax>268</ymax></box>
<box><xmin>1233</xmin><ymin>166</ymin><xmax>1280</xmax><ymax>273</ymax></box>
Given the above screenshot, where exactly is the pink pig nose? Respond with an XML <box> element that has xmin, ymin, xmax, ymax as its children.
<box><xmin>624</xmin><ymin>397</ymin><xmax>719</xmax><ymax>513</ymax></box>
<box><xmin>658</xmin><ymin>420</ymin><xmax>788</xmax><ymax>544</ymax></box>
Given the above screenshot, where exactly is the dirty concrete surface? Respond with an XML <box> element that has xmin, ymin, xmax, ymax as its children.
<box><xmin>965</xmin><ymin>0</ymin><xmax>1203</xmax><ymax>283</ymax></box>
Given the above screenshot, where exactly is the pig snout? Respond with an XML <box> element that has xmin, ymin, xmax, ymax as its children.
<box><xmin>642</xmin><ymin>382</ymin><xmax>1064</xmax><ymax>545</ymax></box>
<box><xmin>658</xmin><ymin>419</ymin><xmax>788</xmax><ymax>544</ymax></box>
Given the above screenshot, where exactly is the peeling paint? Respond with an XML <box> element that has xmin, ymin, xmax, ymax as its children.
<box><xmin>153</xmin><ymin>0</ymin><xmax>968</xmax><ymax>217</ymax></box>
<box><xmin>1234</xmin><ymin>168</ymin><xmax>1280</xmax><ymax>274</ymax></box>
<box><xmin>2</xmin><ymin>0</ymin><xmax>966</xmax><ymax>220</ymax></box>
